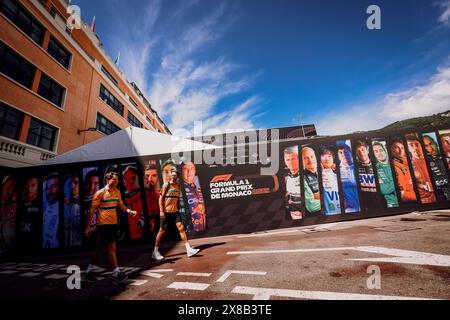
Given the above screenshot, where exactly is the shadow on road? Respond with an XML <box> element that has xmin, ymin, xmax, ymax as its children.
<box><xmin>163</xmin><ymin>242</ymin><xmax>227</xmax><ymax>259</ymax></box>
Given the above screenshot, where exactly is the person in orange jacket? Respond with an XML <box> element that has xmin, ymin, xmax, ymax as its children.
<box><xmin>390</xmin><ymin>138</ymin><xmax>417</xmax><ymax>202</ymax></box>
<box><xmin>406</xmin><ymin>134</ymin><xmax>436</xmax><ymax>204</ymax></box>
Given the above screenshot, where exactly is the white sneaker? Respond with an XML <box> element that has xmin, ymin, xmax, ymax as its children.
<box><xmin>187</xmin><ymin>247</ymin><xmax>200</xmax><ymax>258</ymax></box>
<box><xmin>152</xmin><ymin>250</ymin><xmax>164</xmax><ymax>261</ymax></box>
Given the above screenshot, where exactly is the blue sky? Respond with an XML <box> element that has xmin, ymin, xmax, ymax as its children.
<box><xmin>72</xmin><ymin>0</ymin><xmax>450</xmax><ymax>136</ymax></box>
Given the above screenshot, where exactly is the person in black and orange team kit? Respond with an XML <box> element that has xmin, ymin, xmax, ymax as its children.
<box><xmin>152</xmin><ymin>169</ymin><xmax>200</xmax><ymax>261</ymax></box>
<box><xmin>83</xmin><ymin>172</ymin><xmax>137</xmax><ymax>282</ymax></box>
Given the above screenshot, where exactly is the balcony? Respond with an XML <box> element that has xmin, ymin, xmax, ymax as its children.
<box><xmin>0</xmin><ymin>136</ymin><xmax>56</xmax><ymax>168</ymax></box>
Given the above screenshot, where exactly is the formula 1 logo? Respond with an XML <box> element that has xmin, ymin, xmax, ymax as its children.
<box><xmin>210</xmin><ymin>174</ymin><xmax>233</xmax><ymax>183</ymax></box>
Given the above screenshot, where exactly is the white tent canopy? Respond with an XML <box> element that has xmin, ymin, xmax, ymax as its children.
<box><xmin>43</xmin><ymin>127</ymin><xmax>215</xmax><ymax>166</ymax></box>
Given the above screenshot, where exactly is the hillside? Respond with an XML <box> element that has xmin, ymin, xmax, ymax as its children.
<box><xmin>382</xmin><ymin>110</ymin><xmax>450</xmax><ymax>131</ymax></box>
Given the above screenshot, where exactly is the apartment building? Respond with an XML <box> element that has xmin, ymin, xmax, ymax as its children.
<box><xmin>0</xmin><ymin>0</ymin><xmax>170</xmax><ymax>168</ymax></box>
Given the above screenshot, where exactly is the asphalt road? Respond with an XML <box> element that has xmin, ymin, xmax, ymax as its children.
<box><xmin>0</xmin><ymin>209</ymin><xmax>449</xmax><ymax>301</ymax></box>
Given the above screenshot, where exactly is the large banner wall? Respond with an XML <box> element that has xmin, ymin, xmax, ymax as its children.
<box><xmin>1</xmin><ymin>125</ymin><xmax>449</xmax><ymax>254</ymax></box>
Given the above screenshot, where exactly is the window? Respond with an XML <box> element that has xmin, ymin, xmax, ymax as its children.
<box><xmin>129</xmin><ymin>97</ymin><xmax>138</xmax><ymax>109</ymax></box>
<box><xmin>0</xmin><ymin>41</ymin><xmax>36</xmax><ymax>88</ymax></box>
<box><xmin>47</xmin><ymin>36</ymin><xmax>71</xmax><ymax>69</ymax></box>
<box><xmin>143</xmin><ymin>98</ymin><xmax>152</xmax><ymax>111</ymax></box>
<box><xmin>145</xmin><ymin>116</ymin><xmax>153</xmax><ymax>126</ymax></box>
<box><xmin>127</xmin><ymin>112</ymin><xmax>143</xmax><ymax>128</ymax></box>
<box><xmin>0</xmin><ymin>102</ymin><xmax>22</xmax><ymax>140</ymax></box>
<box><xmin>49</xmin><ymin>6</ymin><xmax>56</xmax><ymax>18</ymax></box>
<box><xmin>99</xmin><ymin>84</ymin><xmax>124</xmax><ymax>116</ymax></box>
<box><xmin>26</xmin><ymin>118</ymin><xmax>57</xmax><ymax>151</ymax></box>
<box><xmin>101</xmin><ymin>66</ymin><xmax>118</xmax><ymax>86</ymax></box>
<box><xmin>0</xmin><ymin>0</ymin><xmax>45</xmax><ymax>45</ymax></box>
<box><xmin>37</xmin><ymin>73</ymin><xmax>65</xmax><ymax>107</ymax></box>
<box><xmin>96</xmin><ymin>113</ymin><xmax>120</xmax><ymax>135</ymax></box>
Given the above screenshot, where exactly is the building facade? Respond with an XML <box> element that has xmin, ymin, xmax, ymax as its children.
<box><xmin>0</xmin><ymin>0</ymin><xmax>170</xmax><ymax>168</ymax></box>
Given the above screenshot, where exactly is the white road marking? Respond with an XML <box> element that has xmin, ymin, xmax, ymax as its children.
<box><xmin>349</xmin><ymin>246</ymin><xmax>450</xmax><ymax>267</ymax></box>
<box><xmin>102</xmin><ymin>267</ymin><xmax>141</xmax><ymax>276</ymax></box>
<box><xmin>20</xmin><ymin>272</ymin><xmax>42</xmax><ymax>277</ymax></box>
<box><xmin>167</xmin><ymin>282</ymin><xmax>210</xmax><ymax>291</ymax></box>
<box><xmin>0</xmin><ymin>270</ymin><xmax>18</xmax><ymax>275</ymax></box>
<box><xmin>238</xmin><ymin>222</ymin><xmax>343</xmax><ymax>239</ymax></box>
<box><xmin>141</xmin><ymin>271</ymin><xmax>164</xmax><ymax>279</ymax></box>
<box><xmin>231</xmin><ymin>286</ymin><xmax>439</xmax><ymax>300</ymax></box>
<box><xmin>1</xmin><ymin>263</ymin><xmax>46</xmax><ymax>271</ymax></box>
<box><xmin>151</xmin><ymin>269</ymin><xmax>174</xmax><ymax>273</ymax></box>
<box><xmin>216</xmin><ymin>270</ymin><xmax>267</xmax><ymax>283</ymax></box>
<box><xmin>16</xmin><ymin>264</ymin><xmax>34</xmax><ymax>271</ymax></box>
<box><xmin>121</xmin><ymin>267</ymin><xmax>142</xmax><ymax>275</ymax></box>
<box><xmin>177</xmin><ymin>272</ymin><xmax>212</xmax><ymax>277</ymax></box>
<box><xmin>238</xmin><ymin>230</ymin><xmax>302</xmax><ymax>238</ymax></box>
<box><xmin>227</xmin><ymin>246</ymin><xmax>450</xmax><ymax>267</ymax></box>
<box><xmin>227</xmin><ymin>247</ymin><xmax>350</xmax><ymax>255</ymax></box>
<box><xmin>87</xmin><ymin>276</ymin><xmax>105</xmax><ymax>281</ymax></box>
<box><xmin>34</xmin><ymin>265</ymin><xmax>66</xmax><ymax>272</ymax></box>
<box><xmin>17</xmin><ymin>263</ymin><xmax>47</xmax><ymax>270</ymax></box>
<box><xmin>45</xmin><ymin>274</ymin><xmax>68</xmax><ymax>280</ymax></box>
<box><xmin>0</xmin><ymin>263</ymin><xmax>19</xmax><ymax>268</ymax></box>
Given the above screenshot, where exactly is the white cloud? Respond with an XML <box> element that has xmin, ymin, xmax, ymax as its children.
<box><xmin>438</xmin><ymin>0</ymin><xmax>450</xmax><ymax>25</ymax></box>
<box><xmin>314</xmin><ymin>63</ymin><xmax>450</xmax><ymax>136</ymax></box>
<box><xmin>200</xmin><ymin>96</ymin><xmax>260</xmax><ymax>134</ymax></box>
<box><xmin>107</xmin><ymin>1</ymin><xmax>261</xmax><ymax>133</ymax></box>
<box><xmin>107</xmin><ymin>0</ymin><xmax>161</xmax><ymax>92</ymax></box>
<box><xmin>147</xmin><ymin>4</ymin><xmax>260</xmax><ymax>131</ymax></box>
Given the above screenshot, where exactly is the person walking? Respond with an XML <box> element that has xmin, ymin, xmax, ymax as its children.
<box><xmin>83</xmin><ymin>172</ymin><xmax>137</xmax><ymax>282</ymax></box>
<box><xmin>152</xmin><ymin>169</ymin><xmax>200</xmax><ymax>260</ymax></box>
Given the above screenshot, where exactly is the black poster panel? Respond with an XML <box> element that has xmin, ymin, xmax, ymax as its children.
<box><xmin>371</xmin><ymin>138</ymin><xmax>399</xmax><ymax>209</ymax></box>
<box><xmin>405</xmin><ymin>133</ymin><xmax>437</xmax><ymax>204</ymax></box>
<box><xmin>120</xmin><ymin>162</ymin><xmax>144</xmax><ymax>241</ymax></box>
<box><xmin>81</xmin><ymin>166</ymin><xmax>102</xmax><ymax>246</ymax></box>
<box><xmin>354</xmin><ymin>138</ymin><xmax>383</xmax><ymax>212</ymax></box>
<box><xmin>281</xmin><ymin>145</ymin><xmax>303</xmax><ymax>220</ymax></box>
<box><xmin>195</xmin><ymin>159</ymin><xmax>284</xmax><ymax>237</ymax></box>
<box><xmin>336</xmin><ymin>139</ymin><xmax>360</xmax><ymax>213</ymax></box>
<box><xmin>387</xmin><ymin>136</ymin><xmax>418</xmax><ymax>204</ymax></box>
<box><xmin>17</xmin><ymin>175</ymin><xmax>42</xmax><ymax>250</ymax></box>
<box><xmin>42</xmin><ymin>172</ymin><xmax>60</xmax><ymax>249</ymax></box>
<box><xmin>319</xmin><ymin>143</ymin><xmax>342</xmax><ymax>216</ymax></box>
<box><xmin>438</xmin><ymin>129</ymin><xmax>450</xmax><ymax>172</ymax></box>
<box><xmin>1</xmin><ymin>175</ymin><xmax>18</xmax><ymax>252</ymax></box>
<box><xmin>140</xmin><ymin>158</ymin><xmax>162</xmax><ymax>237</ymax></box>
<box><xmin>180</xmin><ymin>159</ymin><xmax>207</xmax><ymax>233</ymax></box>
<box><xmin>63</xmin><ymin>172</ymin><xmax>82</xmax><ymax>248</ymax></box>
<box><xmin>422</xmin><ymin>132</ymin><xmax>450</xmax><ymax>201</ymax></box>
<box><xmin>301</xmin><ymin>145</ymin><xmax>321</xmax><ymax>215</ymax></box>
